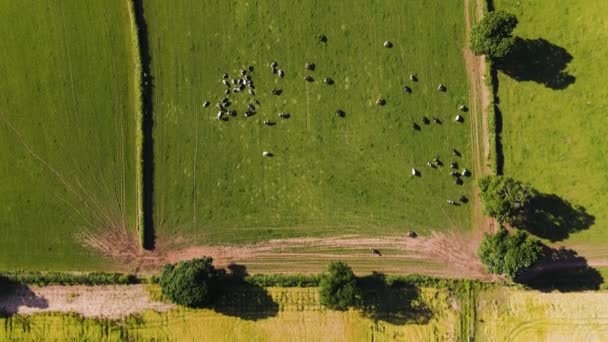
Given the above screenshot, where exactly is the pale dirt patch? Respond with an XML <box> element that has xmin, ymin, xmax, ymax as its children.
<box><xmin>0</xmin><ymin>285</ymin><xmax>174</xmax><ymax>319</ymax></box>
<box><xmin>79</xmin><ymin>224</ymin><xmax>166</xmax><ymax>272</ymax></box>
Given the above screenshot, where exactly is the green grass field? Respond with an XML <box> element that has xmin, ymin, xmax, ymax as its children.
<box><xmin>145</xmin><ymin>0</ymin><xmax>474</xmax><ymax>244</ymax></box>
<box><xmin>0</xmin><ymin>0</ymin><xmax>138</xmax><ymax>270</ymax></box>
<box><xmin>495</xmin><ymin>0</ymin><xmax>608</xmax><ymax>248</ymax></box>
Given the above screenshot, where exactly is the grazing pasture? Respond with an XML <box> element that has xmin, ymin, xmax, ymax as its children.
<box><xmin>144</xmin><ymin>0</ymin><xmax>474</xmax><ymax>244</ymax></box>
<box><xmin>495</xmin><ymin>0</ymin><xmax>608</xmax><ymax>250</ymax></box>
<box><xmin>0</xmin><ymin>0</ymin><xmax>139</xmax><ymax>270</ymax></box>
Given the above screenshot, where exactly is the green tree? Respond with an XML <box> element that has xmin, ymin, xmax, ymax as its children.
<box><xmin>478</xmin><ymin>175</ymin><xmax>537</xmax><ymax>224</ymax></box>
<box><xmin>159</xmin><ymin>257</ymin><xmax>220</xmax><ymax>308</ymax></box>
<box><xmin>319</xmin><ymin>261</ymin><xmax>359</xmax><ymax>311</ymax></box>
<box><xmin>478</xmin><ymin>229</ymin><xmax>543</xmax><ymax>280</ymax></box>
<box><xmin>470</xmin><ymin>10</ymin><xmax>518</xmax><ymax>59</ymax></box>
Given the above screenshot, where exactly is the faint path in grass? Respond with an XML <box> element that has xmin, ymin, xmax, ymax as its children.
<box><xmin>0</xmin><ymin>111</ymin><xmax>114</xmax><ymax>230</ymax></box>
<box><xmin>0</xmin><ymin>285</ymin><xmax>174</xmax><ymax>319</ymax></box>
<box><xmin>163</xmin><ymin>233</ymin><xmax>489</xmax><ymax>279</ymax></box>
<box><xmin>463</xmin><ymin>0</ymin><xmax>497</xmax><ymax>239</ymax></box>
<box><xmin>81</xmin><ymin>222</ymin><xmax>489</xmax><ymax>279</ymax></box>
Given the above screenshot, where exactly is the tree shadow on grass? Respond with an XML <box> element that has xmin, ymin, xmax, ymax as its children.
<box><xmin>0</xmin><ymin>277</ymin><xmax>48</xmax><ymax>317</ymax></box>
<box><xmin>517</xmin><ymin>247</ymin><xmax>603</xmax><ymax>292</ymax></box>
<box><xmin>516</xmin><ymin>193</ymin><xmax>594</xmax><ymax>242</ymax></box>
<box><xmin>356</xmin><ymin>272</ymin><xmax>431</xmax><ymax>325</ymax></box>
<box><xmin>496</xmin><ymin>38</ymin><xmax>575</xmax><ymax>89</ymax></box>
<box><xmin>212</xmin><ymin>264</ymin><xmax>278</xmax><ymax>321</ymax></box>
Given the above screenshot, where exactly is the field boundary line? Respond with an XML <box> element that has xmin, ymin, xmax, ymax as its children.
<box><xmin>58</xmin><ymin>2</ymin><xmax>79</xmax><ymax>120</ymax></box>
<box><xmin>125</xmin><ymin>0</ymin><xmax>144</xmax><ymax>248</ymax></box>
<box><xmin>464</xmin><ymin>0</ymin><xmax>497</xmax><ymax>237</ymax></box>
<box><xmin>192</xmin><ymin>102</ymin><xmax>199</xmax><ymax>226</ymax></box>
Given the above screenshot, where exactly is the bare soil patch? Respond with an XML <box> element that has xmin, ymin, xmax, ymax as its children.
<box><xmin>0</xmin><ymin>285</ymin><xmax>174</xmax><ymax>319</ymax></box>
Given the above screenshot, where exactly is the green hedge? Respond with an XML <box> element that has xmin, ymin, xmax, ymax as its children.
<box><xmin>244</xmin><ymin>274</ymin><xmax>321</xmax><ymax>287</ymax></box>
<box><xmin>485</xmin><ymin>59</ymin><xmax>502</xmax><ymax>176</ymax></box>
<box><xmin>385</xmin><ymin>274</ymin><xmax>491</xmax><ymax>290</ymax></box>
<box><xmin>240</xmin><ymin>273</ymin><xmax>490</xmax><ymax>290</ymax></box>
<box><xmin>0</xmin><ymin>270</ymin><xmax>493</xmax><ymax>290</ymax></box>
<box><xmin>0</xmin><ymin>271</ymin><xmax>139</xmax><ymax>286</ymax></box>
<box><xmin>125</xmin><ymin>0</ymin><xmax>145</xmax><ymax>249</ymax></box>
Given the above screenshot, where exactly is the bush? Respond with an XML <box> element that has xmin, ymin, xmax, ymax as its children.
<box><xmin>470</xmin><ymin>10</ymin><xmax>518</xmax><ymax>60</ymax></box>
<box><xmin>319</xmin><ymin>262</ymin><xmax>359</xmax><ymax>311</ymax></box>
<box><xmin>0</xmin><ymin>271</ymin><xmax>139</xmax><ymax>286</ymax></box>
<box><xmin>478</xmin><ymin>175</ymin><xmax>537</xmax><ymax>224</ymax></box>
<box><xmin>159</xmin><ymin>257</ymin><xmax>221</xmax><ymax>308</ymax></box>
<box><xmin>478</xmin><ymin>229</ymin><xmax>543</xmax><ymax>280</ymax></box>
<box><xmin>245</xmin><ymin>274</ymin><xmax>320</xmax><ymax>287</ymax></box>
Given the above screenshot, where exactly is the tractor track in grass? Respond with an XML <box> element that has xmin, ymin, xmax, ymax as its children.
<box><xmin>84</xmin><ymin>225</ymin><xmax>489</xmax><ymax>279</ymax></box>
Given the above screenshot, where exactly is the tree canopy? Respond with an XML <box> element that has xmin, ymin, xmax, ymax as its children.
<box><xmin>159</xmin><ymin>257</ymin><xmax>220</xmax><ymax>308</ymax></box>
<box><xmin>470</xmin><ymin>10</ymin><xmax>519</xmax><ymax>59</ymax></box>
<box><xmin>478</xmin><ymin>229</ymin><xmax>543</xmax><ymax>280</ymax></box>
<box><xmin>319</xmin><ymin>261</ymin><xmax>359</xmax><ymax>311</ymax></box>
<box><xmin>478</xmin><ymin>175</ymin><xmax>537</xmax><ymax>224</ymax></box>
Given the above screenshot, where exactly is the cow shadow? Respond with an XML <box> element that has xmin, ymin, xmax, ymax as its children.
<box><xmin>517</xmin><ymin>247</ymin><xmax>603</xmax><ymax>292</ymax></box>
<box><xmin>496</xmin><ymin>38</ymin><xmax>575</xmax><ymax>89</ymax></box>
<box><xmin>516</xmin><ymin>193</ymin><xmax>594</xmax><ymax>242</ymax></box>
<box><xmin>0</xmin><ymin>277</ymin><xmax>49</xmax><ymax>317</ymax></box>
<box><xmin>356</xmin><ymin>272</ymin><xmax>431</xmax><ymax>325</ymax></box>
<box><xmin>212</xmin><ymin>264</ymin><xmax>278</xmax><ymax>321</ymax></box>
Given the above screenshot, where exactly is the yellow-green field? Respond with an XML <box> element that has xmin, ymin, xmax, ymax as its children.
<box><xmin>0</xmin><ymin>287</ymin><xmax>461</xmax><ymax>341</ymax></box>
<box><xmin>476</xmin><ymin>287</ymin><xmax>608</xmax><ymax>341</ymax></box>
<box><xmin>4</xmin><ymin>284</ymin><xmax>608</xmax><ymax>341</ymax></box>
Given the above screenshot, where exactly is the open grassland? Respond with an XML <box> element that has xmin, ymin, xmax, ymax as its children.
<box><xmin>145</xmin><ymin>0</ymin><xmax>474</xmax><ymax>245</ymax></box>
<box><xmin>0</xmin><ymin>287</ymin><xmax>461</xmax><ymax>341</ymax></box>
<box><xmin>495</xmin><ymin>1</ymin><xmax>608</xmax><ymax>249</ymax></box>
<box><xmin>476</xmin><ymin>287</ymin><xmax>608</xmax><ymax>341</ymax></box>
<box><xmin>0</xmin><ymin>0</ymin><xmax>138</xmax><ymax>270</ymax></box>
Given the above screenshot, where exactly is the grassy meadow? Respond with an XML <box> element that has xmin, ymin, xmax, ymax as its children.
<box><xmin>144</xmin><ymin>0</ymin><xmax>474</xmax><ymax>244</ymax></box>
<box><xmin>495</xmin><ymin>0</ymin><xmax>608</xmax><ymax>249</ymax></box>
<box><xmin>0</xmin><ymin>0</ymin><xmax>138</xmax><ymax>270</ymax></box>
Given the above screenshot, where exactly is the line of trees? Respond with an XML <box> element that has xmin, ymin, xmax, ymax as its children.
<box><xmin>157</xmin><ymin>258</ymin><xmax>363</xmax><ymax>310</ymax></box>
<box><xmin>476</xmin><ymin>175</ymin><xmax>544</xmax><ymax>280</ymax></box>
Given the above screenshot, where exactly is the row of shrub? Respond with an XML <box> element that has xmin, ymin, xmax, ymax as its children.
<box><xmin>125</xmin><ymin>0</ymin><xmax>145</xmax><ymax>249</ymax></box>
<box><xmin>0</xmin><ymin>270</ymin><xmax>488</xmax><ymax>291</ymax></box>
<box><xmin>0</xmin><ymin>271</ymin><xmax>139</xmax><ymax>286</ymax></box>
<box><xmin>486</xmin><ymin>60</ymin><xmax>498</xmax><ymax>175</ymax></box>
<box><xmin>244</xmin><ymin>274</ymin><xmax>321</xmax><ymax>287</ymax></box>
<box><xmin>486</xmin><ymin>61</ymin><xmax>504</xmax><ymax>176</ymax></box>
